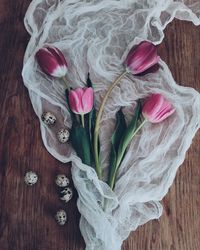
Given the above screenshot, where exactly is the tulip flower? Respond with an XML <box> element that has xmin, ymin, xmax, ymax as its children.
<box><xmin>108</xmin><ymin>95</ymin><xmax>175</xmax><ymax>189</ymax></box>
<box><xmin>36</xmin><ymin>46</ymin><xmax>68</xmax><ymax>78</ymax></box>
<box><xmin>124</xmin><ymin>41</ymin><xmax>160</xmax><ymax>75</ymax></box>
<box><xmin>142</xmin><ymin>94</ymin><xmax>175</xmax><ymax>123</ymax></box>
<box><xmin>68</xmin><ymin>87</ymin><xmax>94</xmax><ymax>127</ymax></box>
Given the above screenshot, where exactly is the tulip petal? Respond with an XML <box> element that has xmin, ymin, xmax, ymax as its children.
<box><xmin>142</xmin><ymin>94</ymin><xmax>175</xmax><ymax>123</ymax></box>
<box><xmin>75</xmin><ymin>88</ymin><xmax>85</xmax><ymax>111</ymax></box>
<box><xmin>47</xmin><ymin>46</ymin><xmax>68</xmax><ymax>67</ymax></box>
<box><xmin>135</xmin><ymin>63</ymin><xmax>160</xmax><ymax>76</ymax></box>
<box><xmin>81</xmin><ymin>87</ymin><xmax>94</xmax><ymax>114</ymax></box>
<box><xmin>153</xmin><ymin>101</ymin><xmax>175</xmax><ymax>123</ymax></box>
<box><xmin>69</xmin><ymin>90</ymin><xmax>82</xmax><ymax>114</ymax></box>
<box><xmin>36</xmin><ymin>48</ymin><xmax>59</xmax><ymax>75</ymax></box>
<box><xmin>142</xmin><ymin>94</ymin><xmax>164</xmax><ymax>120</ymax></box>
<box><xmin>125</xmin><ymin>41</ymin><xmax>159</xmax><ymax>75</ymax></box>
<box><xmin>153</xmin><ymin>109</ymin><xmax>175</xmax><ymax>123</ymax></box>
<box><xmin>135</xmin><ymin>55</ymin><xmax>160</xmax><ymax>74</ymax></box>
<box><xmin>51</xmin><ymin>65</ymin><xmax>67</xmax><ymax>78</ymax></box>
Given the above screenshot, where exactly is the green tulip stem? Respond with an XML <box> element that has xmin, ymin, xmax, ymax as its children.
<box><xmin>94</xmin><ymin>71</ymin><xmax>127</xmax><ymax>179</ymax></box>
<box><xmin>62</xmin><ymin>76</ymin><xmax>70</xmax><ymax>90</ymax></box>
<box><xmin>109</xmin><ymin>119</ymin><xmax>147</xmax><ymax>190</ymax></box>
<box><xmin>81</xmin><ymin>114</ymin><xmax>85</xmax><ymax>128</ymax></box>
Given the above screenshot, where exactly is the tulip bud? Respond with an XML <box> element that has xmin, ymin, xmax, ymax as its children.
<box><xmin>68</xmin><ymin>87</ymin><xmax>94</xmax><ymax>115</ymax></box>
<box><xmin>142</xmin><ymin>94</ymin><xmax>175</xmax><ymax>123</ymax></box>
<box><xmin>36</xmin><ymin>46</ymin><xmax>68</xmax><ymax>78</ymax></box>
<box><xmin>124</xmin><ymin>41</ymin><xmax>160</xmax><ymax>75</ymax></box>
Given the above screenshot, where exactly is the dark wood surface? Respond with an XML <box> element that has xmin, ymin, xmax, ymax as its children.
<box><xmin>0</xmin><ymin>1</ymin><xmax>199</xmax><ymax>250</ymax></box>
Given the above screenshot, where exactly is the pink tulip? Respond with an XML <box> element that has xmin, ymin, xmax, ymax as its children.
<box><xmin>36</xmin><ymin>46</ymin><xmax>68</xmax><ymax>77</ymax></box>
<box><xmin>124</xmin><ymin>41</ymin><xmax>160</xmax><ymax>75</ymax></box>
<box><xmin>68</xmin><ymin>87</ymin><xmax>94</xmax><ymax>115</ymax></box>
<box><xmin>142</xmin><ymin>94</ymin><xmax>175</xmax><ymax>123</ymax></box>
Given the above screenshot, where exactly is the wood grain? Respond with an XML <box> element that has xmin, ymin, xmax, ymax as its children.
<box><xmin>0</xmin><ymin>1</ymin><xmax>199</xmax><ymax>250</ymax></box>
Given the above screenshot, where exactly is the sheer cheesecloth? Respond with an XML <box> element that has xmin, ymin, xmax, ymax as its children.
<box><xmin>22</xmin><ymin>1</ymin><xmax>200</xmax><ymax>249</ymax></box>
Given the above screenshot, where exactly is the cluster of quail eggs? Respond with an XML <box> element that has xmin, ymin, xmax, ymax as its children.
<box><xmin>41</xmin><ymin>112</ymin><xmax>70</xmax><ymax>143</ymax></box>
<box><xmin>55</xmin><ymin>174</ymin><xmax>73</xmax><ymax>203</ymax></box>
<box><xmin>24</xmin><ymin>171</ymin><xmax>73</xmax><ymax>226</ymax></box>
<box><xmin>54</xmin><ymin>174</ymin><xmax>73</xmax><ymax>226</ymax></box>
<box><xmin>25</xmin><ymin>112</ymin><xmax>73</xmax><ymax>226</ymax></box>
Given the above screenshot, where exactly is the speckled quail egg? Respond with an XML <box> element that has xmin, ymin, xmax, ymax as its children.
<box><xmin>59</xmin><ymin>187</ymin><xmax>73</xmax><ymax>203</ymax></box>
<box><xmin>55</xmin><ymin>174</ymin><xmax>70</xmax><ymax>187</ymax></box>
<box><xmin>57</xmin><ymin>129</ymin><xmax>70</xmax><ymax>143</ymax></box>
<box><xmin>55</xmin><ymin>209</ymin><xmax>67</xmax><ymax>225</ymax></box>
<box><xmin>24</xmin><ymin>171</ymin><xmax>38</xmax><ymax>186</ymax></box>
<box><xmin>41</xmin><ymin>112</ymin><xmax>56</xmax><ymax>125</ymax></box>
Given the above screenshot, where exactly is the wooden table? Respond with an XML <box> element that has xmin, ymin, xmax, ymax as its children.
<box><xmin>0</xmin><ymin>1</ymin><xmax>199</xmax><ymax>249</ymax></box>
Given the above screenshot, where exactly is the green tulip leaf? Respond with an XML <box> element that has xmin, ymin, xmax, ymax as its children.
<box><xmin>86</xmin><ymin>73</ymin><xmax>93</xmax><ymax>88</ymax></box>
<box><xmin>117</xmin><ymin>100</ymin><xmax>142</xmax><ymax>167</ymax></box>
<box><xmin>70</xmin><ymin>124</ymin><xmax>92</xmax><ymax>166</ymax></box>
<box><xmin>85</xmin><ymin>73</ymin><xmax>100</xmax><ymax>165</ymax></box>
<box><xmin>88</xmin><ymin>108</ymin><xmax>96</xmax><ymax>143</ymax></box>
<box><xmin>108</xmin><ymin>109</ymin><xmax>127</xmax><ymax>186</ymax></box>
<box><xmin>87</xmin><ymin>107</ymin><xmax>98</xmax><ymax>165</ymax></box>
<box><xmin>108</xmin><ymin>101</ymin><xmax>142</xmax><ymax>189</ymax></box>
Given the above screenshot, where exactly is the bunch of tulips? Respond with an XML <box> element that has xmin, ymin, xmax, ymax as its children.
<box><xmin>36</xmin><ymin>41</ymin><xmax>175</xmax><ymax>189</ymax></box>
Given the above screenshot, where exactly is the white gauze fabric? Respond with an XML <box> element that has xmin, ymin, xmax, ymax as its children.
<box><xmin>22</xmin><ymin>0</ymin><xmax>200</xmax><ymax>249</ymax></box>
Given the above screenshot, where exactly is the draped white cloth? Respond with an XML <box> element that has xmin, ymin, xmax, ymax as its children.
<box><xmin>22</xmin><ymin>1</ymin><xmax>200</xmax><ymax>249</ymax></box>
